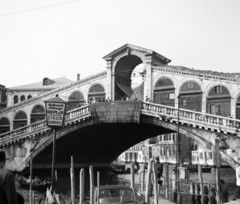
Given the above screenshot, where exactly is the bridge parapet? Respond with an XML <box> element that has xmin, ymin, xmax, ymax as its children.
<box><xmin>0</xmin><ymin>105</ymin><xmax>91</xmax><ymax>146</ymax></box>
<box><xmin>142</xmin><ymin>102</ymin><xmax>240</xmax><ymax>136</ymax></box>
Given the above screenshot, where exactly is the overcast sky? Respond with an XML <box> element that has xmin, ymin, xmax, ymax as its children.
<box><xmin>0</xmin><ymin>0</ymin><xmax>239</xmax><ymax>88</ymax></box>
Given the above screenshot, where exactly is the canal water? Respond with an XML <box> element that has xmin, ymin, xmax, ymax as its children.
<box><xmin>17</xmin><ymin>165</ymin><xmax>237</xmax><ymax>204</ymax></box>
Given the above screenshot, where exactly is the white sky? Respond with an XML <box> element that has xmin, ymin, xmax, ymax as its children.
<box><xmin>0</xmin><ymin>0</ymin><xmax>239</xmax><ymax>88</ymax></box>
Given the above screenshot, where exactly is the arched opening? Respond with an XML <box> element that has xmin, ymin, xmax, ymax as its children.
<box><xmin>0</xmin><ymin>117</ymin><xmax>10</xmax><ymax>134</ymax></box>
<box><xmin>27</xmin><ymin>95</ymin><xmax>32</xmax><ymax>100</ymax></box>
<box><xmin>179</xmin><ymin>81</ymin><xmax>202</xmax><ymax>111</ymax></box>
<box><xmin>20</xmin><ymin>95</ymin><xmax>25</xmax><ymax>102</ymax></box>
<box><xmin>14</xmin><ymin>95</ymin><xmax>18</xmax><ymax>104</ymax></box>
<box><xmin>88</xmin><ymin>84</ymin><xmax>105</xmax><ymax>102</ymax></box>
<box><xmin>114</xmin><ymin>55</ymin><xmax>142</xmax><ymax>100</ymax></box>
<box><xmin>236</xmin><ymin>95</ymin><xmax>240</xmax><ymax>119</ymax></box>
<box><xmin>154</xmin><ymin>77</ymin><xmax>175</xmax><ymax>107</ymax></box>
<box><xmin>206</xmin><ymin>85</ymin><xmax>231</xmax><ymax>116</ymax></box>
<box><xmin>13</xmin><ymin>110</ymin><xmax>27</xmax><ymax>130</ymax></box>
<box><xmin>31</xmin><ymin>105</ymin><xmax>45</xmax><ymax>123</ymax></box>
<box><xmin>68</xmin><ymin>91</ymin><xmax>85</xmax><ymax>110</ymax></box>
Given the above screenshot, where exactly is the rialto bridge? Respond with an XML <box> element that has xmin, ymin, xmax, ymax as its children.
<box><xmin>0</xmin><ymin>43</ymin><xmax>240</xmax><ymax>172</ymax></box>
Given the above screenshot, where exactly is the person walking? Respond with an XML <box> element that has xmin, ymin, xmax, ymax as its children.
<box><xmin>0</xmin><ymin>151</ymin><xmax>18</xmax><ymax>204</ymax></box>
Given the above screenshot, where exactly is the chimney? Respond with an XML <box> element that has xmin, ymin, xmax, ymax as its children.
<box><xmin>77</xmin><ymin>73</ymin><xmax>80</xmax><ymax>81</ymax></box>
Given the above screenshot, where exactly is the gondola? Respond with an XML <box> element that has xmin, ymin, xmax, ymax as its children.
<box><xmin>109</xmin><ymin>162</ymin><xmax>140</xmax><ymax>175</ymax></box>
<box><xmin>18</xmin><ymin>177</ymin><xmax>50</xmax><ymax>191</ymax></box>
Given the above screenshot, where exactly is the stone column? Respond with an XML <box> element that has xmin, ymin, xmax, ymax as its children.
<box><xmin>144</xmin><ymin>54</ymin><xmax>153</xmax><ymax>101</ymax></box>
<box><xmin>105</xmin><ymin>58</ymin><xmax>113</xmax><ymax>100</ymax></box>
<box><xmin>231</xmin><ymin>97</ymin><xmax>236</xmax><ymax>118</ymax></box>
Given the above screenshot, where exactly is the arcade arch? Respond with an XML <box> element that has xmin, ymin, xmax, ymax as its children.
<box><xmin>0</xmin><ymin>117</ymin><xmax>10</xmax><ymax>134</ymax></box>
<box><xmin>14</xmin><ymin>95</ymin><xmax>18</xmax><ymax>104</ymax></box>
<box><xmin>20</xmin><ymin>95</ymin><xmax>25</xmax><ymax>102</ymax></box>
<box><xmin>153</xmin><ymin>77</ymin><xmax>175</xmax><ymax>107</ymax></box>
<box><xmin>13</xmin><ymin>110</ymin><xmax>27</xmax><ymax>130</ymax></box>
<box><xmin>206</xmin><ymin>85</ymin><xmax>231</xmax><ymax>117</ymax></box>
<box><xmin>31</xmin><ymin>104</ymin><xmax>45</xmax><ymax>124</ymax></box>
<box><xmin>179</xmin><ymin>81</ymin><xmax>202</xmax><ymax>112</ymax></box>
<box><xmin>88</xmin><ymin>84</ymin><xmax>105</xmax><ymax>102</ymax></box>
<box><xmin>68</xmin><ymin>91</ymin><xmax>85</xmax><ymax>110</ymax></box>
<box><xmin>236</xmin><ymin>95</ymin><xmax>240</xmax><ymax>119</ymax></box>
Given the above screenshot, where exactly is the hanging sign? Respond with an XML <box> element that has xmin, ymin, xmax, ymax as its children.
<box><xmin>90</xmin><ymin>101</ymin><xmax>142</xmax><ymax>123</ymax></box>
<box><xmin>45</xmin><ymin>102</ymin><xmax>66</xmax><ymax>127</ymax></box>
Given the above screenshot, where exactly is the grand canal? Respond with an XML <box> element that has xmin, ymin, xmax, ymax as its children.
<box><xmin>16</xmin><ymin>165</ymin><xmax>237</xmax><ymax>204</ymax></box>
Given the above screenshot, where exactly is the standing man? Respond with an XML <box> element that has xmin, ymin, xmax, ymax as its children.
<box><xmin>0</xmin><ymin>151</ymin><xmax>18</xmax><ymax>204</ymax></box>
<box><xmin>155</xmin><ymin>157</ymin><xmax>163</xmax><ymax>186</ymax></box>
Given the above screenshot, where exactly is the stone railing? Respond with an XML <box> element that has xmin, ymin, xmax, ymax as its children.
<box><xmin>1</xmin><ymin>101</ymin><xmax>240</xmax><ymax>146</ymax></box>
<box><xmin>0</xmin><ymin>105</ymin><xmax>91</xmax><ymax>145</ymax></box>
<box><xmin>142</xmin><ymin>102</ymin><xmax>240</xmax><ymax>134</ymax></box>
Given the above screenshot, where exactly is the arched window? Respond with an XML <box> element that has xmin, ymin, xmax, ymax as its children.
<box><xmin>68</xmin><ymin>91</ymin><xmax>85</xmax><ymax>110</ymax></box>
<box><xmin>179</xmin><ymin>81</ymin><xmax>202</xmax><ymax>112</ymax></box>
<box><xmin>0</xmin><ymin>117</ymin><xmax>10</xmax><ymax>134</ymax></box>
<box><xmin>31</xmin><ymin>105</ymin><xmax>45</xmax><ymax>123</ymax></box>
<box><xmin>20</xmin><ymin>95</ymin><xmax>25</xmax><ymax>102</ymax></box>
<box><xmin>13</xmin><ymin>110</ymin><xmax>27</xmax><ymax>130</ymax></box>
<box><xmin>207</xmin><ymin>85</ymin><xmax>230</xmax><ymax>117</ymax></box>
<box><xmin>88</xmin><ymin>84</ymin><xmax>105</xmax><ymax>102</ymax></box>
<box><xmin>27</xmin><ymin>95</ymin><xmax>32</xmax><ymax>100</ymax></box>
<box><xmin>236</xmin><ymin>95</ymin><xmax>240</xmax><ymax>119</ymax></box>
<box><xmin>154</xmin><ymin>77</ymin><xmax>175</xmax><ymax>107</ymax></box>
<box><xmin>14</xmin><ymin>95</ymin><xmax>18</xmax><ymax>104</ymax></box>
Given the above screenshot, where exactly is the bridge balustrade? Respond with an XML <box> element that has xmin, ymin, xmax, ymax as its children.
<box><xmin>142</xmin><ymin>102</ymin><xmax>240</xmax><ymax>133</ymax></box>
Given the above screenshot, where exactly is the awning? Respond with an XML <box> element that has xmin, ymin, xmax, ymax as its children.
<box><xmin>130</xmin><ymin>82</ymin><xmax>144</xmax><ymax>101</ymax></box>
<box><xmin>116</xmin><ymin>83</ymin><xmax>133</xmax><ymax>97</ymax></box>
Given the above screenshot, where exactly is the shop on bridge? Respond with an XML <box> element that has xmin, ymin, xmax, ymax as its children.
<box><xmin>68</xmin><ymin>91</ymin><xmax>85</xmax><ymax>110</ymax></box>
<box><xmin>0</xmin><ymin>117</ymin><xmax>10</xmax><ymax>134</ymax></box>
<box><xmin>236</xmin><ymin>95</ymin><xmax>240</xmax><ymax>119</ymax></box>
<box><xmin>88</xmin><ymin>84</ymin><xmax>105</xmax><ymax>102</ymax></box>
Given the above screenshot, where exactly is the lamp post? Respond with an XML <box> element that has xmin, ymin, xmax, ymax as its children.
<box><xmin>45</xmin><ymin>94</ymin><xmax>66</xmax><ymax>193</ymax></box>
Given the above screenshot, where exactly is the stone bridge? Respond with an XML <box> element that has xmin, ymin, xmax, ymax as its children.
<box><xmin>0</xmin><ymin>102</ymin><xmax>240</xmax><ymax>171</ymax></box>
<box><xmin>0</xmin><ymin>43</ymin><xmax>240</xmax><ymax>172</ymax></box>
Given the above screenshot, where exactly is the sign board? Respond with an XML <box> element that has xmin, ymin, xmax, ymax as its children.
<box><xmin>45</xmin><ymin>102</ymin><xmax>66</xmax><ymax>127</ymax></box>
<box><xmin>90</xmin><ymin>101</ymin><xmax>142</xmax><ymax>123</ymax></box>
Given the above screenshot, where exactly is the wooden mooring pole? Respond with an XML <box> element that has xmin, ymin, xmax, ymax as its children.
<box><xmin>90</xmin><ymin>166</ymin><xmax>94</xmax><ymax>204</ymax></box>
<box><xmin>70</xmin><ymin>156</ymin><xmax>75</xmax><ymax>204</ymax></box>
<box><xmin>145</xmin><ymin>161</ymin><xmax>153</xmax><ymax>204</ymax></box>
<box><xmin>97</xmin><ymin>172</ymin><xmax>100</xmax><ymax>204</ymax></box>
<box><xmin>198</xmin><ymin>164</ymin><xmax>204</xmax><ymax>204</ymax></box>
<box><xmin>215</xmin><ymin>139</ymin><xmax>221</xmax><ymax>204</ymax></box>
<box><xmin>79</xmin><ymin>168</ymin><xmax>85</xmax><ymax>204</ymax></box>
<box><xmin>152</xmin><ymin>162</ymin><xmax>159</xmax><ymax>204</ymax></box>
<box><xmin>131</xmin><ymin>163</ymin><xmax>135</xmax><ymax>188</ymax></box>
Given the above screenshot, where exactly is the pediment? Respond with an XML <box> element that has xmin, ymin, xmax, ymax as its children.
<box><xmin>103</xmin><ymin>43</ymin><xmax>171</xmax><ymax>64</ymax></box>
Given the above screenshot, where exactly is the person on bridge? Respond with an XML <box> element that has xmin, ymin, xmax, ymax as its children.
<box><xmin>0</xmin><ymin>151</ymin><xmax>18</xmax><ymax>204</ymax></box>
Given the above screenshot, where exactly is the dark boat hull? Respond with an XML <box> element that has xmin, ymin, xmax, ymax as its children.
<box><xmin>187</xmin><ymin>167</ymin><xmax>212</xmax><ymax>173</ymax></box>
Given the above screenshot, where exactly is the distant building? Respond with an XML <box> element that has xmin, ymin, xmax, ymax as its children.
<box><xmin>6</xmin><ymin>77</ymin><xmax>74</xmax><ymax>107</ymax></box>
<box><xmin>0</xmin><ymin>84</ymin><xmax>7</xmax><ymax>110</ymax></box>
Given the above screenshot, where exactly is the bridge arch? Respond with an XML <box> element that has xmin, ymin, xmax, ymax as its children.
<box><xmin>178</xmin><ymin>80</ymin><xmax>202</xmax><ymax>112</ymax></box>
<box><xmin>30</xmin><ymin>104</ymin><xmax>45</xmax><ymax>124</ymax></box>
<box><xmin>0</xmin><ymin>117</ymin><xmax>10</xmax><ymax>134</ymax></box>
<box><xmin>87</xmin><ymin>83</ymin><xmax>105</xmax><ymax>101</ymax></box>
<box><xmin>153</xmin><ymin>76</ymin><xmax>175</xmax><ymax>107</ymax></box>
<box><xmin>21</xmin><ymin>115</ymin><xmax>237</xmax><ymax>171</ymax></box>
<box><xmin>13</xmin><ymin>110</ymin><xmax>27</xmax><ymax>130</ymax></box>
<box><xmin>205</xmin><ymin>83</ymin><xmax>231</xmax><ymax>116</ymax></box>
<box><xmin>67</xmin><ymin>90</ymin><xmax>85</xmax><ymax>110</ymax></box>
<box><xmin>14</xmin><ymin>95</ymin><xmax>18</xmax><ymax>104</ymax></box>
